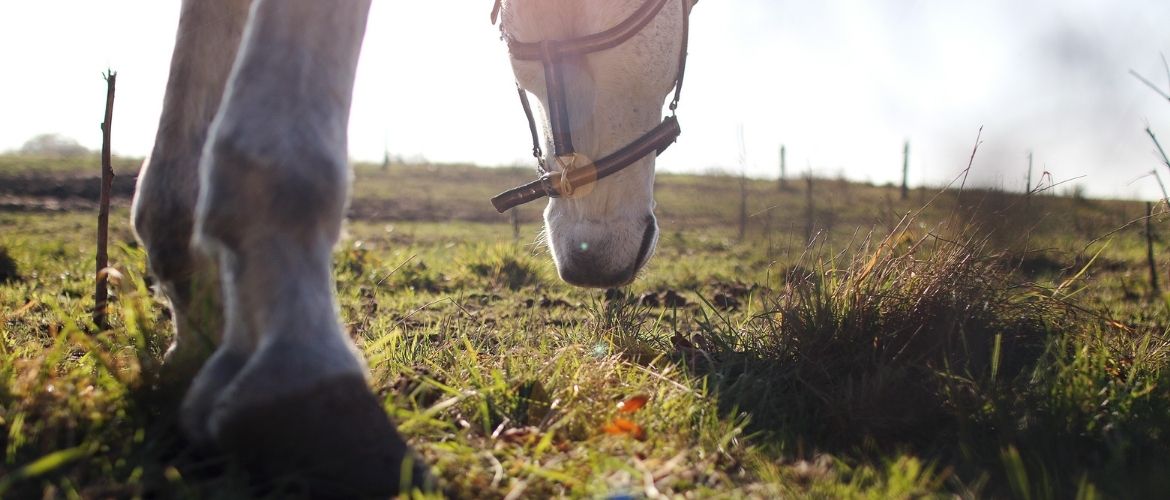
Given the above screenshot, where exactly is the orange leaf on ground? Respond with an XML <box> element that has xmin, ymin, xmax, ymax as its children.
<box><xmin>617</xmin><ymin>394</ymin><xmax>649</xmax><ymax>414</ymax></box>
<box><xmin>602</xmin><ymin>417</ymin><xmax>647</xmax><ymax>440</ymax></box>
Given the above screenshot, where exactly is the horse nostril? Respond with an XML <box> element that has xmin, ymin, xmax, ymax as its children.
<box><xmin>559</xmin><ymin>264</ymin><xmax>634</xmax><ymax>288</ymax></box>
<box><xmin>552</xmin><ymin>216</ymin><xmax>658</xmax><ymax>288</ymax></box>
<box><xmin>629</xmin><ymin>215</ymin><xmax>657</xmax><ymax>276</ymax></box>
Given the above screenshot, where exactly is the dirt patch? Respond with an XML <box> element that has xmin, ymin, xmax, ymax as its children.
<box><xmin>0</xmin><ymin>172</ymin><xmax>517</xmax><ymax>224</ymax></box>
<box><xmin>0</xmin><ymin>173</ymin><xmax>138</xmax><ymax>199</ymax></box>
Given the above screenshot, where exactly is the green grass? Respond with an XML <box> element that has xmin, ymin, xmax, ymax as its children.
<box><xmin>1</xmin><ymin>156</ymin><xmax>1169</xmax><ymax>498</ymax></box>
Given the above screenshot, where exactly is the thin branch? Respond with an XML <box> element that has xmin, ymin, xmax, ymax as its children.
<box><xmin>1130</xmin><ymin>69</ymin><xmax>1170</xmax><ymax>102</ymax></box>
<box><xmin>94</xmin><ymin>69</ymin><xmax>116</xmax><ymax>330</ymax></box>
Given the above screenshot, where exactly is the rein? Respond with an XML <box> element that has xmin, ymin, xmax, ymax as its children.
<box><xmin>490</xmin><ymin>0</ymin><xmax>693</xmax><ymax>213</ymax></box>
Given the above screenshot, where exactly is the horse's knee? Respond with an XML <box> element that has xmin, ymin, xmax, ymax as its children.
<box><xmin>132</xmin><ymin>156</ymin><xmax>201</xmax><ymax>286</ymax></box>
<box><xmin>195</xmin><ymin>131</ymin><xmax>349</xmax><ymax>250</ymax></box>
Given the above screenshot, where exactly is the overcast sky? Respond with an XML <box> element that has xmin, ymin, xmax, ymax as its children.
<box><xmin>2</xmin><ymin>1</ymin><xmax>1169</xmax><ymax>199</ymax></box>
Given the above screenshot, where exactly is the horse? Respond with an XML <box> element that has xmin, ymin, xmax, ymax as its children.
<box><xmin>129</xmin><ymin>0</ymin><xmax>694</xmax><ymax>494</ymax></box>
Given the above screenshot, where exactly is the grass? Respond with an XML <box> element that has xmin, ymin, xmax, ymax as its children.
<box><xmin>1</xmin><ymin>156</ymin><xmax>1169</xmax><ymax>498</ymax></box>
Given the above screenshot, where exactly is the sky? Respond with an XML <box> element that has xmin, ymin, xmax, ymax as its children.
<box><xmin>2</xmin><ymin>0</ymin><xmax>1169</xmax><ymax>200</ymax></box>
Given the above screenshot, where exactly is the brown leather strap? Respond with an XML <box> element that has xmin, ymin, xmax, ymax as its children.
<box><xmin>493</xmin><ymin>0</ymin><xmax>693</xmax><ymax>212</ymax></box>
<box><xmin>671</xmin><ymin>0</ymin><xmax>691</xmax><ymax>112</ymax></box>
<box><xmin>491</xmin><ymin>116</ymin><xmax>681</xmax><ymax>213</ymax></box>
<box><xmin>506</xmin><ymin>0</ymin><xmax>674</xmax><ymax>61</ymax></box>
<box><xmin>516</xmin><ymin>85</ymin><xmax>545</xmax><ymax>170</ymax></box>
<box><xmin>541</xmin><ymin>42</ymin><xmax>576</xmax><ymax>156</ymax></box>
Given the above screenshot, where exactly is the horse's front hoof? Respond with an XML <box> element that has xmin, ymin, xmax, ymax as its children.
<box><xmin>211</xmin><ymin>373</ymin><xmax>433</xmax><ymax>497</ymax></box>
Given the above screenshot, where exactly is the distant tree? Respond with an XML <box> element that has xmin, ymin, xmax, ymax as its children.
<box><xmin>18</xmin><ymin>133</ymin><xmax>90</xmax><ymax>158</ymax></box>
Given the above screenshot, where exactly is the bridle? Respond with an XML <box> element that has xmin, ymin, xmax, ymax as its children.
<box><xmin>489</xmin><ymin>0</ymin><xmax>694</xmax><ymax>213</ymax></box>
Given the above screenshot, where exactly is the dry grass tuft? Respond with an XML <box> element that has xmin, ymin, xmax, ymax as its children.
<box><xmin>761</xmin><ymin>230</ymin><xmax>1062</xmax><ymax>447</ymax></box>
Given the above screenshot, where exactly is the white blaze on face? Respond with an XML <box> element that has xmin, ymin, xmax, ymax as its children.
<box><xmin>503</xmin><ymin>0</ymin><xmax>688</xmax><ymax>287</ymax></box>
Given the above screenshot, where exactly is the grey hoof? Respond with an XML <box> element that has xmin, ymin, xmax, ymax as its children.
<box><xmin>212</xmin><ymin>374</ymin><xmax>433</xmax><ymax>497</ymax></box>
<box><xmin>180</xmin><ymin>348</ymin><xmax>248</xmax><ymax>447</ymax></box>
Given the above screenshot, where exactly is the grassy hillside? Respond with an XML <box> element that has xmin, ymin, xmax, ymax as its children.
<box><xmin>1</xmin><ymin>154</ymin><xmax>1168</xmax><ymax>497</ymax></box>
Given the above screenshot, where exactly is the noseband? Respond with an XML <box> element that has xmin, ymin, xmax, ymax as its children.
<box><xmin>490</xmin><ymin>0</ymin><xmax>693</xmax><ymax>213</ymax></box>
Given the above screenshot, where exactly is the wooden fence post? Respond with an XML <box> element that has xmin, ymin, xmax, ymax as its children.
<box><xmin>901</xmin><ymin>140</ymin><xmax>910</xmax><ymax>200</ymax></box>
<box><xmin>778</xmin><ymin>144</ymin><xmax>787</xmax><ymax>191</ymax></box>
<box><xmin>511</xmin><ymin>208</ymin><xmax>521</xmax><ymax>243</ymax></box>
<box><xmin>1147</xmin><ymin>202</ymin><xmax>1160</xmax><ymax>296</ymax></box>
<box><xmin>805</xmin><ymin>170</ymin><xmax>815</xmax><ymax>243</ymax></box>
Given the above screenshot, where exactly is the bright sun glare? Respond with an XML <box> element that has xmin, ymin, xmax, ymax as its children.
<box><xmin>1</xmin><ymin>0</ymin><xmax>1169</xmax><ymax>199</ymax></box>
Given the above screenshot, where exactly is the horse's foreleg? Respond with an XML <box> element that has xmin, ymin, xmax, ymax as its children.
<box><xmin>132</xmin><ymin>0</ymin><xmax>254</xmax><ymax>387</ymax></box>
<box><xmin>188</xmin><ymin>0</ymin><xmax>428</xmax><ymax>493</ymax></box>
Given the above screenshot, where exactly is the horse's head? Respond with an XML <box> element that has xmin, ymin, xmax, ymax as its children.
<box><xmin>499</xmin><ymin>0</ymin><xmax>694</xmax><ymax>288</ymax></box>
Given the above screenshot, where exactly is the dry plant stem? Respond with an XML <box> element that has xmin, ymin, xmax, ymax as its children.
<box><xmin>1147</xmin><ymin>127</ymin><xmax>1170</xmax><ymax>172</ymax></box>
<box><xmin>94</xmin><ymin>70</ymin><xmax>116</xmax><ymax>329</ymax></box>
<box><xmin>1130</xmin><ymin>69</ymin><xmax>1170</xmax><ymax>102</ymax></box>
<box><xmin>1163</xmin><ymin>52</ymin><xmax>1169</xmax><ymax>88</ymax></box>
<box><xmin>1153</xmin><ymin>170</ymin><xmax>1170</xmax><ymax>207</ymax></box>
<box><xmin>943</xmin><ymin>126</ymin><xmax>984</xmax><ymax>225</ymax></box>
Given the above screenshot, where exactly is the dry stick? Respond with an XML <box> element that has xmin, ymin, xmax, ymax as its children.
<box><xmin>1147</xmin><ymin>202</ymin><xmax>1160</xmax><ymax>296</ymax></box>
<box><xmin>94</xmin><ymin>70</ymin><xmax>116</xmax><ymax>329</ymax></box>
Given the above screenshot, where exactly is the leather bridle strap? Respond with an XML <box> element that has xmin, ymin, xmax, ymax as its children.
<box><xmin>491</xmin><ymin>116</ymin><xmax>680</xmax><ymax>213</ymax></box>
<box><xmin>507</xmin><ymin>0</ymin><xmax>674</xmax><ymax>60</ymax></box>
<box><xmin>490</xmin><ymin>0</ymin><xmax>693</xmax><ymax>213</ymax></box>
<box><xmin>515</xmin><ymin>84</ymin><xmax>545</xmax><ymax>170</ymax></box>
<box><xmin>507</xmin><ymin>0</ymin><xmax>674</xmax><ymax>158</ymax></box>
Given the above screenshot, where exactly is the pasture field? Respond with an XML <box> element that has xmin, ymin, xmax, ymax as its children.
<box><xmin>2</xmin><ymin>154</ymin><xmax>1169</xmax><ymax>498</ymax></box>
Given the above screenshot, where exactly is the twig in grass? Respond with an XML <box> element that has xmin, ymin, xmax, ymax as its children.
<box><xmin>624</xmin><ymin>359</ymin><xmax>698</xmax><ymax>396</ymax></box>
<box><xmin>395</xmin><ymin>297</ymin><xmax>449</xmax><ymax>329</ymax></box>
<box><xmin>374</xmin><ymin>254</ymin><xmax>417</xmax><ymax>287</ymax></box>
<box><xmin>1082</xmin><ymin>208</ymin><xmax>1165</xmax><ymax>255</ymax></box>
<box><xmin>94</xmin><ymin>69</ymin><xmax>116</xmax><ymax>330</ymax></box>
<box><xmin>1034</xmin><ymin>174</ymin><xmax>1087</xmax><ymax>195</ymax></box>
